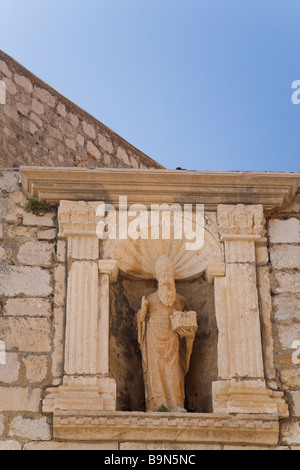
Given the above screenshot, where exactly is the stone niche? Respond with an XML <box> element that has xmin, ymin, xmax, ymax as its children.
<box><xmin>21</xmin><ymin>167</ymin><xmax>300</xmax><ymax>446</ymax></box>
<box><xmin>110</xmin><ymin>275</ymin><xmax>217</xmax><ymax>413</ymax></box>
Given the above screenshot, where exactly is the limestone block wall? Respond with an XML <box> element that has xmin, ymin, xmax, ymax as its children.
<box><xmin>0</xmin><ymin>171</ymin><xmax>299</xmax><ymax>450</ymax></box>
<box><xmin>267</xmin><ymin>196</ymin><xmax>300</xmax><ymax>448</ymax></box>
<box><xmin>0</xmin><ymin>50</ymin><xmax>163</xmax><ymax>170</ymax></box>
<box><xmin>0</xmin><ymin>172</ymin><xmax>57</xmax><ymax>450</ymax></box>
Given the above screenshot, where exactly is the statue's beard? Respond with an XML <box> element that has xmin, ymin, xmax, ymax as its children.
<box><xmin>158</xmin><ymin>283</ymin><xmax>177</xmax><ymax>307</ymax></box>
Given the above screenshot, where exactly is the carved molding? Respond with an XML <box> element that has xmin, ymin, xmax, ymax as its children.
<box><xmin>51</xmin><ymin>411</ymin><xmax>280</xmax><ymax>445</ymax></box>
<box><xmin>20</xmin><ymin>167</ymin><xmax>300</xmax><ymax>210</ymax></box>
<box><xmin>58</xmin><ymin>200</ymin><xmax>99</xmax><ymax>237</ymax></box>
<box><xmin>206</xmin><ymin>263</ymin><xmax>226</xmax><ymax>284</ymax></box>
<box><xmin>99</xmin><ymin>259</ymin><xmax>119</xmax><ymax>283</ymax></box>
<box><xmin>218</xmin><ymin>204</ymin><xmax>266</xmax><ymax>238</ymax></box>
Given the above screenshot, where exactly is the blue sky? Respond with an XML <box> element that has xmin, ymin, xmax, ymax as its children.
<box><xmin>0</xmin><ymin>0</ymin><xmax>299</xmax><ymax>171</ymax></box>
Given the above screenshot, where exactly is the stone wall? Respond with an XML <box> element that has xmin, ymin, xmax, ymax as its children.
<box><xmin>0</xmin><ymin>171</ymin><xmax>57</xmax><ymax>450</ymax></box>
<box><xmin>0</xmin><ymin>50</ymin><xmax>163</xmax><ymax>170</ymax></box>
<box><xmin>267</xmin><ymin>193</ymin><xmax>300</xmax><ymax>448</ymax></box>
<box><xmin>0</xmin><ymin>171</ymin><xmax>299</xmax><ymax>450</ymax></box>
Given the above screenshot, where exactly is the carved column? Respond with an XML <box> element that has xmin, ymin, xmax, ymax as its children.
<box><xmin>210</xmin><ymin>204</ymin><xmax>288</xmax><ymax>417</ymax></box>
<box><xmin>43</xmin><ymin>201</ymin><xmax>117</xmax><ymax>415</ymax></box>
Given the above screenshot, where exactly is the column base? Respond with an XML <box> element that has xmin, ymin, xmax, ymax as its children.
<box><xmin>43</xmin><ymin>376</ymin><xmax>117</xmax><ymax>414</ymax></box>
<box><xmin>212</xmin><ymin>379</ymin><xmax>288</xmax><ymax>418</ymax></box>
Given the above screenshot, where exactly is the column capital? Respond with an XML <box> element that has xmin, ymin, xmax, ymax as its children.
<box><xmin>217</xmin><ymin>204</ymin><xmax>266</xmax><ymax>238</ymax></box>
<box><xmin>206</xmin><ymin>263</ymin><xmax>226</xmax><ymax>284</ymax></box>
<box><xmin>58</xmin><ymin>200</ymin><xmax>100</xmax><ymax>237</ymax></box>
<box><xmin>58</xmin><ymin>201</ymin><xmax>101</xmax><ymax>260</ymax></box>
<box><xmin>98</xmin><ymin>259</ymin><xmax>119</xmax><ymax>283</ymax></box>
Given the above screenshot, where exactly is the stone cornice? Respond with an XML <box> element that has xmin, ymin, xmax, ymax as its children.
<box><xmin>20</xmin><ymin>167</ymin><xmax>300</xmax><ymax>210</ymax></box>
<box><xmin>52</xmin><ymin>411</ymin><xmax>280</xmax><ymax>445</ymax></box>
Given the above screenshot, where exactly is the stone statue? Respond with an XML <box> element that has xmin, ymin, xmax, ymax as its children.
<box><xmin>137</xmin><ymin>255</ymin><xmax>197</xmax><ymax>412</ymax></box>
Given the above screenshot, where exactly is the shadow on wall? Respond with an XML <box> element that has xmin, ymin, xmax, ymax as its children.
<box><xmin>109</xmin><ymin>275</ymin><xmax>217</xmax><ymax>413</ymax></box>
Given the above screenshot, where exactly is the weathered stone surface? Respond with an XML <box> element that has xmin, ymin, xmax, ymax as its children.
<box><xmin>0</xmin><ymin>246</ymin><xmax>8</xmax><ymax>260</ymax></box>
<box><xmin>269</xmin><ymin>218</ymin><xmax>300</xmax><ymax>244</ymax></box>
<box><xmin>98</xmin><ymin>134</ymin><xmax>114</xmax><ymax>154</ymax></box>
<box><xmin>0</xmin><ymin>172</ymin><xmax>20</xmax><ymax>193</ymax></box>
<box><xmin>120</xmin><ymin>442</ymin><xmax>222</xmax><ymax>450</ymax></box>
<box><xmin>223</xmin><ymin>446</ymin><xmax>288</xmax><ymax>450</ymax></box>
<box><xmin>256</xmin><ymin>244</ymin><xmax>269</xmax><ymax>266</ymax></box>
<box><xmin>69</xmin><ymin>113</ymin><xmax>79</xmax><ymax>128</ymax></box>
<box><xmin>6</xmin><ymin>225</ymin><xmax>37</xmax><ymax>239</ymax></box>
<box><xmin>51</xmin><ymin>307</ymin><xmax>65</xmax><ymax>381</ymax></box>
<box><xmin>273</xmin><ymin>295</ymin><xmax>300</xmax><ymax>323</ymax></box>
<box><xmin>0</xmin><ymin>353</ymin><xmax>20</xmax><ymax>383</ymax></box>
<box><xmin>117</xmin><ymin>146</ymin><xmax>130</xmax><ymax>165</ymax></box>
<box><xmin>53</xmin><ymin>264</ymin><xmax>66</xmax><ymax>307</ymax></box>
<box><xmin>86</xmin><ymin>141</ymin><xmax>101</xmax><ymax>160</ymax></box>
<box><xmin>0</xmin><ymin>59</ymin><xmax>12</xmax><ymax>78</ymax></box>
<box><xmin>33</xmin><ymin>87</ymin><xmax>56</xmax><ymax>108</ymax></box>
<box><xmin>274</xmin><ymin>272</ymin><xmax>300</xmax><ymax>294</ymax></box>
<box><xmin>76</xmin><ymin>133</ymin><xmax>85</xmax><ymax>147</ymax></box>
<box><xmin>31</xmin><ymin>98</ymin><xmax>44</xmax><ymax>115</ymax></box>
<box><xmin>30</xmin><ymin>112</ymin><xmax>43</xmax><ymax>128</ymax></box>
<box><xmin>65</xmin><ymin>138</ymin><xmax>76</xmax><ymax>151</ymax></box>
<box><xmin>290</xmin><ymin>392</ymin><xmax>300</xmax><ymax>417</ymax></box>
<box><xmin>82</xmin><ymin>121</ymin><xmax>96</xmax><ymax>139</ymax></box>
<box><xmin>281</xmin><ymin>421</ymin><xmax>300</xmax><ymax>446</ymax></box>
<box><xmin>277</xmin><ymin>324</ymin><xmax>300</xmax><ymax>350</ymax></box>
<box><xmin>56</xmin><ymin>240</ymin><xmax>66</xmax><ymax>262</ymax></box>
<box><xmin>270</xmin><ymin>245</ymin><xmax>300</xmax><ymax>269</ymax></box>
<box><xmin>58</xmin><ymin>120</ymin><xmax>73</xmax><ymax>138</ymax></box>
<box><xmin>4</xmin><ymin>298</ymin><xmax>51</xmax><ymax>317</ymax></box>
<box><xmin>280</xmin><ymin>369</ymin><xmax>300</xmax><ymax>389</ymax></box>
<box><xmin>0</xmin><ymin>317</ymin><xmax>51</xmax><ymax>352</ymax></box>
<box><xmin>23</xmin><ymin>355</ymin><xmax>48</xmax><ymax>383</ymax></box>
<box><xmin>24</xmin><ymin>441</ymin><xmax>118</xmax><ymax>450</ymax></box>
<box><xmin>0</xmin><ymin>415</ymin><xmax>4</xmax><ymax>436</ymax></box>
<box><xmin>9</xmin><ymin>416</ymin><xmax>51</xmax><ymax>441</ymax></box>
<box><xmin>38</xmin><ymin>229</ymin><xmax>56</xmax><ymax>240</ymax></box>
<box><xmin>14</xmin><ymin>74</ymin><xmax>33</xmax><ymax>93</ymax></box>
<box><xmin>57</xmin><ymin>103</ymin><xmax>66</xmax><ymax>117</ymax></box>
<box><xmin>17</xmin><ymin>241</ymin><xmax>54</xmax><ymax>266</ymax></box>
<box><xmin>0</xmin><ymin>197</ymin><xmax>23</xmax><ymax>223</ymax></box>
<box><xmin>16</xmin><ymin>102</ymin><xmax>29</xmax><ymax>116</ymax></box>
<box><xmin>0</xmin><ymin>266</ymin><xmax>52</xmax><ymax>297</ymax></box>
<box><xmin>9</xmin><ymin>190</ymin><xmax>28</xmax><ymax>207</ymax></box>
<box><xmin>3</xmin><ymin>77</ymin><xmax>17</xmax><ymax>96</ymax></box>
<box><xmin>0</xmin><ymin>440</ymin><xmax>21</xmax><ymax>451</ymax></box>
<box><xmin>23</xmin><ymin>212</ymin><xmax>56</xmax><ymax>227</ymax></box>
<box><xmin>0</xmin><ymin>387</ymin><xmax>41</xmax><ymax>411</ymax></box>
<box><xmin>258</xmin><ymin>267</ymin><xmax>276</xmax><ymax>381</ymax></box>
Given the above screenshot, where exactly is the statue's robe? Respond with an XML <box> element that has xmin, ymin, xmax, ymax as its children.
<box><xmin>137</xmin><ymin>291</ymin><xmax>194</xmax><ymax>412</ymax></box>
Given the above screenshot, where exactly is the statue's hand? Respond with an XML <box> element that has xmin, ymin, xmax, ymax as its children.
<box><xmin>140</xmin><ymin>296</ymin><xmax>149</xmax><ymax>320</ymax></box>
<box><xmin>177</xmin><ymin>327</ymin><xmax>196</xmax><ymax>339</ymax></box>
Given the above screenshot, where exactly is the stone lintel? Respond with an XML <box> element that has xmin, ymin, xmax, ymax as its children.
<box><xmin>20</xmin><ymin>167</ymin><xmax>300</xmax><ymax>210</ymax></box>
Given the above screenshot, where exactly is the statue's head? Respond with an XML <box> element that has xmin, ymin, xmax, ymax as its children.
<box><xmin>155</xmin><ymin>255</ymin><xmax>176</xmax><ymax>307</ymax></box>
